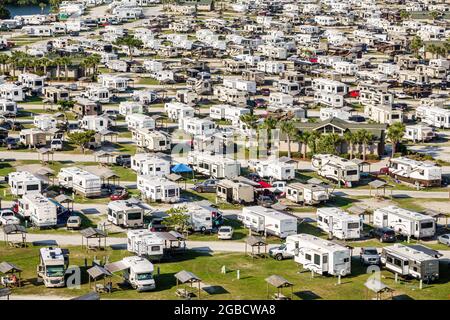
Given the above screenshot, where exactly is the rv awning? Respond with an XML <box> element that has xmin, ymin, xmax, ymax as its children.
<box><xmin>234</xmin><ymin>176</ymin><xmax>260</xmax><ymax>187</ymax></box>
<box><xmin>104</xmin><ymin>260</ymin><xmax>128</xmax><ymax>273</ymax></box>
<box><xmin>307</xmin><ymin>178</ymin><xmax>325</xmax><ymax>185</ymax></box>
<box><xmin>258</xmin><ymin>181</ymin><xmax>272</xmax><ymax>188</ymax></box>
<box><xmin>175</xmin><ymin>270</ymin><xmax>201</xmax><ymax>284</ymax></box>
<box><xmin>87</xmin><ymin>265</ymin><xmax>112</xmax><ymax>280</ymax></box>
<box><xmin>80</xmin><ymin>227</ymin><xmax>107</xmax><ymax>239</ymax></box>
<box><xmin>35</xmin><ymin>167</ymin><xmax>55</xmax><ymax>176</ymax></box>
<box><xmin>0</xmin><ymin>261</ymin><xmax>22</xmax><ymax>274</ymax></box>
<box><xmin>408</xmin><ymin>245</ymin><xmax>443</xmax><ymax>258</ymax></box>
<box><xmin>2</xmin><ymin>224</ymin><xmax>27</xmax><ymax>235</ymax></box>
<box><xmin>157</xmin><ymin>231</ymin><xmax>184</xmax><ymax>241</ymax></box>
<box><xmin>271</xmin><ymin>203</ymin><xmax>288</xmax><ymax>211</ymax></box>
<box><xmin>71</xmin><ymin>292</ymin><xmax>100</xmax><ymax>300</ymax></box>
<box><xmin>364</xmin><ymin>278</ymin><xmax>393</xmax><ymax>293</ymax></box>
<box><xmin>265</xmin><ymin>275</ymin><xmax>293</xmax><ymax>288</ymax></box>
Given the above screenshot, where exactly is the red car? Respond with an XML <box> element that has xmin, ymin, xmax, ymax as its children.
<box><xmin>261</xmin><ymin>88</ymin><xmax>270</xmax><ymax>96</ymax></box>
<box><xmin>110</xmin><ymin>189</ymin><xmax>129</xmax><ymax>201</ymax></box>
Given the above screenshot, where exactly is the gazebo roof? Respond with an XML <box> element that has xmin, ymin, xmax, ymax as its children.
<box><xmin>347</xmin><ymin>205</ymin><xmax>367</xmax><ymax>215</ymax></box>
<box><xmin>369</xmin><ymin>180</ymin><xmax>393</xmax><ymax>189</ymax></box>
<box><xmin>87</xmin><ymin>265</ymin><xmax>112</xmax><ymax>280</ymax></box>
<box><xmin>80</xmin><ymin>227</ymin><xmax>107</xmax><ymax>239</ymax></box>
<box><xmin>175</xmin><ymin>270</ymin><xmax>201</xmax><ymax>284</ymax></box>
<box><xmin>37</xmin><ymin>147</ymin><xmax>54</xmax><ymax>155</ymax></box>
<box><xmin>35</xmin><ymin>167</ymin><xmax>55</xmax><ymax>176</ymax></box>
<box><xmin>3</xmin><ymin>224</ymin><xmax>27</xmax><ymax>235</ymax></box>
<box><xmin>0</xmin><ymin>261</ymin><xmax>22</xmax><ymax>274</ymax></box>
<box><xmin>265</xmin><ymin>275</ymin><xmax>293</xmax><ymax>288</ymax></box>
<box><xmin>364</xmin><ymin>278</ymin><xmax>393</xmax><ymax>293</ymax></box>
<box><xmin>424</xmin><ymin>209</ymin><xmax>448</xmax><ymax>218</ymax></box>
<box><xmin>246</xmin><ymin>235</ymin><xmax>267</xmax><ymax>246</ymax></box>
<box><xmin>166</xmin><ymin>173</ymin><xmax>183</xmax><ymax>182</ymax></box>
<box><xmin>54</xmin><ymin>194</ymin><xmax>74</xmax><ymax>204</ymax></box>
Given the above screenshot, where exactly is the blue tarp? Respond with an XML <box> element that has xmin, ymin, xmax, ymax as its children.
<box><xmin>171</xmin><ymin>163</ymin><xmax>193</xmax><ymax>173</ymax></box>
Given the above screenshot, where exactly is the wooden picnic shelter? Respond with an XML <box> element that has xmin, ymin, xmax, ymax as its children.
<box><xmin>0</xmin><ymin>262</ymin><xmax>23</xmax><ymax>287</ymax></box>
<box><xmin>54</xmin><ymin>194</ymin><xmax>75</xmax><ymax>212</ymax></box>
<box><xmin>368</xmin><ymin>180</ymin><xmax>394</xmax><ymax>198</ymax></box>
<box><xmin>175</xmin><ymin>270</ymin><xmax>202</xmax><ymax>299</ymax></box>
<box><xmin>245</xmin><ymin>235</ymin><xmax>267</xmax><ymax>258</ymax></box>
<box><xmin>87</xmin><ymin>265</ymin><xmax>113</xmax><ymax>294</ymax></box>
<box><xmin>424</xmin><ymin>209</ymin><xmax>449</xmax><ymax>229</ymax></box>
<box><xmin>37</xmin><ymin>147</ymin><xmax>54</xmax><ymax>164</ymax></box>
<box><xmin>265</xmin><ymin>275</ymin><xmax>294</xmax><ymax>300</ymax></box>
<box><xmin>81</xmin><ymin>227</ymin><xmax>107</xmax><ymax>251</ymax></box>
<box><xmin>364</xmin><ymin>278</ymin><xmax>394</xmax><ymax>300</ymax></box>
<box><xmin>2</xmin><ymin>224</ymin><xmax>27</xmax><ymax>248</ymax></box>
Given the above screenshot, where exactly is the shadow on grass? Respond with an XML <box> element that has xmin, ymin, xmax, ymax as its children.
<box><xmin>294</xmin><ymin>290</ymin><xmax>321</xmax><ymax>300</ymax></box>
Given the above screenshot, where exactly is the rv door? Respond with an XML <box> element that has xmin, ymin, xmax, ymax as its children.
<box><xmin>322</xmin><ymin>253</ymin><xmax>329</xmax><ymax>272</ymax></box>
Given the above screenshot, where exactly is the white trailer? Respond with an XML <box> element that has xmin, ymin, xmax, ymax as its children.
<box><xmin>254</xmin><ymin>158</ymin><xmax>296</xmax><ymax>181</ymax></box>
<box><xmin>381</xmin><ymin>244</ymin><xmax>440</xmax><ymax>281</ymax></box>
<box><xmin>107</xmin><ymin>199</ymin><xmax>152</xmax><ymax>228</ymax></box>
<box><xmin>187</xmin><ymin>152</ymin><xmax>241</xmax><ymax>179</ymax></box>
<box><xmin>415</xmin><ymin>105</ymin><xmax>450</xmax><ymax>129</ymax></box>
<box><xmin>119</xmin><ymin>101</ymin><xmax>144</xmax><ymax>116</ymax></box>
<box><xmin>316</xmin><ymin>207</ymin><xmax>362</xmax><ymax>240</ymax></box>
<box><xmin>33</xmin><ymin>114</ymin><xmax>57</xmax><ymax>131</ymax></box>
<box><xmin>388</xmin><ymin>157</ymin><xmax>442</xmax><ymax>187</ymax></box>
<box><xmin>79</xmin><ymin>115</ymin><xmax>110</xmax><ymax>132</ymax></box>
<box><xmin>18</xmin><ymin>193</ymin><xmax>58</xmax><ymax>228</ymax></box>
<box><xmin>292</xmin><ymin>233</ymin><xmax>351</xmax><ymax>276</ymax></box>
<box><xmin>137</xmin><ymin>176</ymin><xmax>180</xmax><ymax>203</ymax></box>
<box><xmin>239</xmin><ymin>206</ymin><xmax>297</xmax><ymax>238</ymax></box>
<box><xmin>126</xmin><ymin>113</ymin><xmax>155</xmax><ymax>130</ymax></box>
<box><xmin>404</xmin><ymin>124</ymin><xmax>436</xmax><ymax>142</ymax></box>
<box><xmin>285</xmin><ymin>183</ymin><xmax>329</xmax><ymax>205</ymax></box>
<box><xmin>164</xmin><ymin>102</ymin><xmax>194</xmax><ymax>121</ymax></box>
<box><xmin>131</xmin><ymin>153</ymin><xmax>171</xmax><ymax>176</ymax></box>
<box><xmin>373</xmin><ymin>206</ymin><xmax>435</xmax><ymax>239</ymax></box>
<box><xmin>106</xmin><ymin>256</ymin><xmax>155</xmax><ymax>292</ymax></box>
<box><xmin>57</xmin><ymin>167</ymin><xmax>102</xmax><ymax>198</ymax></box>
<box><xmin>311</xmin><ymin>154</ymin><xmax>360</xmax><ymax>187</ymax></box>
<box><xmin>37</xmin><ymin>247</ymin><xmax>69</xmax><ymax>288</ymax></box>
<box><xmin>127</xmin><ymin>229</ymin><xmax>164</xmax><ymax>260</ymax></box>
<box><xmin>8</xmin><ymin>171</ymin><xmax>42</xmax><ymax>196</ymax></box>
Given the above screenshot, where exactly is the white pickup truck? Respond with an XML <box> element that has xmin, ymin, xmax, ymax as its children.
<box><xmin>0</xmin><ymin>209</ymin><xmax>20</xmax><ymax>226</ymax></box>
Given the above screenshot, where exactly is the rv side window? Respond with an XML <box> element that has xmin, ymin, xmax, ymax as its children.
<box><xmin>305</xmin><ymin>254</ymin><xmax>311</xmax><ymax>261</ymax></box>
<box><xmin>346</xmin><ymin>170</ymin><xmax>358</xmax><ymax>175</ymax></box>
<box><xmin>314</xmin><ymin>254</ymin><xmax>320</xmax><ymax>265</ymax></box>
<box><xmin>26</xmin><ymin>184</ymin><xmax>39</xmax><ymax>191</ymax></box>
<box><xmin>318</xmin><ymin>216</ymin><xmax>323</xmax><ymax>222</ymax></box>
<box><xmin>348</xmin><ymin>222</ymin><xmax>360</xmax><ymax>229</ymax></box>
<box><xmin>151</xmin><ymin>246</ymin><xmax>160</xmax><ymax>252</ymax></box>
<box><xmin>343</xmin><ymin>258</ymin><xmax>349</xmax><ymax>263</ymax></box>
<box><xmin>387</xmin><ymin>256</ymin><xmax>393</xmax><ymax>263</ymax></box>
<box><xmin>394</xmin><ymin>258</ymin><xmax>402</xmax><ymax>267</ymax></box>
<box><xmin>323</xmin><ymin>255</ymin><xmax>328</xmax><ymax>264</ymax></box>
<box><xmin>403</xmin><ymin>260</ymin><xmax>409</xmax><ymax>266</ymax></box>
<box><xmin>421</xmin><ymin>222</ymin><xmax>433</xmax><ymax>229</ymax></box>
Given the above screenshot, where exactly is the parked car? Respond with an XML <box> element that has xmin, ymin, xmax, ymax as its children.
<box><xmin>193</xmin><ymin>179</ymin><xmax>219</xmax><ymax>193</ymax></box>
<box><xmin>247</xmin><ymin>173</ymin><xmax>261</xmax><ymax>182</ymax></box>
<box><xmin>269</xmin><ymin>244</ymin><xmax>294</xmax><ymax>261</ymax></box>
<box><xmin>437</xmin><ymin>234</ymin><xmax>450</xmax><ymax>246</ymax></box>
<box><xmin>359</xmin><ymin>247</ymin><xmax>380</xmax><ymax>265</ymax></box>
<box><xmin>5</xmin><ymin>137</ymin><xmax>20</xmax><ymax>150</ymax></box>
<box><xmin>110</xmin><ymin>188</ymin><xmax>129</xmax><ymax>200</ymax></box>
<box><xmin>50</xmin><ymin>138</ymin><xmax>63</xmax><ymax>151</ymax></box>
<box><xmin>148</xmin><ymin>217</ymin><xmax>167</xmax><ymax>232</ymax></box>
<box><xmin>370</xmin><ymin>227</ymin><xmax>396</xmax><ymax>243</ymax></box>
<box><xmin>0</xmin><ymin>209</ymin><xmax>20</xmax><ymax>226</ymax></box>
<box><xmin>115</xmin><ymin>154</ymin><xmax>131</xmax><ymax>167</ymax></box>
<box><xmin>261</xmin><ymin>88</ymin><xmax>270</xmax><ymax>96</ymax></box>
<box><xmin>103</xmin><ymin>109</ymin><xmax>119</xmax><ymax>120</ymax></box>
<box><xmin>217</xmin><ymin>226</ymin><xmax>234</xmax><ymax>240</ymax></box>
<box><xmin>257</xmin><ymin>195</ymin><xmax>275</xmax><ymax>208</ymax></box>
<box><xmin>66</xmin><ymin>216</ymin><xmax>82</xmax><ymax>230</ymax></box>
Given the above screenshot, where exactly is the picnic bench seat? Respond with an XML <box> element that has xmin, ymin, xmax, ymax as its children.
<box><xmin>176</xmin><ymin>288</ymin><xmax>193</xmax><ymax>299</ymax></box>
<box><xmin>272</xmin><ymin>293</ymin><xmax>290</xmax><ymax>300</ymax></box>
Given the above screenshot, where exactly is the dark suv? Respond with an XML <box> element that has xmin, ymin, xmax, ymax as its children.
<box><xmin>193</xmin><ymin>179</ymin><xmax>219</xmax><ymax>193</ymax></box>
<box><xmin>370</xmin><ymin>227</ymin><xmax>396</xmax><ymax>243</ymax></box>
<box><xmin>115</xmin><ymin>154</ymin><xmax>131</xmax><ymax>167</ymax></box>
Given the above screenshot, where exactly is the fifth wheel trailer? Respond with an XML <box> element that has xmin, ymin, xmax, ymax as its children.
<box><xmin>239</xmin><ymin>206</ymin><xmax>297</xmax><ymax>238</ymax></box>
<box><xmin>316</xmin><ymin>207</ymin><xmax>362</xmax><ymax>240</ymax></box>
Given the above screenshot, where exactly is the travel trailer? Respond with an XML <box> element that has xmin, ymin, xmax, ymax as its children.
<box><xmin>79</xmin><ymin>115</ymin><xmax>110</xmax><ymax>132</ymax></box>
<box><xmin>415</xmin><ymin>105</ymin><xmax>450</xmax><ymax>129</ymax></box>
<box><xmin>137</xmin><ymin>176</ymin><xmax>180</xmax><ymax>203</ymax></box>
<box><xmin>404</xmin><ymin>124</ymin><xmax>436</xmax><ymax>142</ymax></box>
<box><xmin>19</xmin><ymin>128</ymin><xmax>46</xmax><ymax>148</ymax></box>
<box><xmin>37</xmin><ymin>247</ymin><xmax>69</xmax><ymax>288</ymax></box>
<box><xmin>216</xmin><ymin>179</ymin><xmax>255</xmax><ymax>204</ymax></box>
<box><xmin>132</xmin><ymin>129</ymin><xmax>171</xmax><ymax>152</ymax></box>
<box><xmin>127</xmin><ymin>229</ymin><xmax>164</xmax><ymax>260</ymax></box>
<box><xmin>8</xmin><ymin>171</ymin><xmax>42</xmax><ymax>196</ymax></box>
<box><xmin>254</xmin><ymin>158</ymin><xmax>296</xmax><ymax>181</ymax></box>
<box><xmin>316</xmin><ymin>208</ymin><xmax>362</xmax><ymax>240</ymax></box>
<box><xmin>33</xmin><ymin>114</ymin><xmax>57</xmax><ymax>131</ymax></box>
<box><xmin>239</xmin><ymin>206</ymin><xmax>297</xmax><ymax>238</ymax></box>
<box><xmin>131</xmin><ymin>154</ymin><xmax>171</xmax><ymax>176</ymax></box>
<box><xmin>179</xmin><ymin>117</ymin><xmax>216</xmax><ymax>136</ymax></box>
<box><xmin>381</xmin><ymin>244</ymin><xmax>439</xmax><ymax>281</ymax></box>
<box><xmin>18</xmin><ymin>193</ymin><xmax>58</xmax><ymax>228</ymax></box>
<box><xmin>311</xmin><ymin>154</ymin><xmax>360</xmax><ymax>187</ymax></box>
<box><xmin>292</xmin><ymin>234</ymin><xmax>352</xmax><ymax>276</ymax></box>
<box><xmin>174</xmin><ymin>201</ymin><xmax>224</xmax><ymax>232</ymax></box>
<box><xmin>285</xmin><ymin>183</ymin><xmax>329</xmax><ymax>205</ymax></box>
<box><xmin>107</xmin><ymin>199</ymin><xmax>153</xmax><ymax>228</ymax></box>
<box><xmin>57</xmin><ymin>167</ymin><xmax>102</xmax><ymax>198</ymax></box>
<box><xmin>0</xmin><ymin>99</ymin><xmax>17</xmax><ymax>116</ymax></box>
<box><xmin>126</xmin><ymin>114</ymin><xmax>155</xmax><ymax>130</ymax></box>
<box><xmin>187</xmin><ymin>152</ymin><xmax>241</xmax><ymax>179</ymax></box>
<box><xmin>119</xmin><ymin>101</ymin><xmax>144</xmax><ymax>116</ymax></box>
<box><xmin>373</xmin><ymin>206</ymin><xmax>435</xmax><ymax>239</ymax></box>
<box><xmin>164</xmin><ymin>102</ymin><xmax>194</xmax><ymax>120</ymax></box>
<box><xmin>106</xmin><ymin>256</ymin><xmax>155</xmax><ymax>292</ymax></box>
<box><xmin>387</xmin><ymin>157</ymin><xmax>442</xmax><ymax>187</ymax></box>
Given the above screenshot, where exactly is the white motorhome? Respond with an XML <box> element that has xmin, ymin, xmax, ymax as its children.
<box><xmin>216</xmin><ymin>179</ymin><xmax>255</xmax><ymax>204</ymax></box>
<box><xmin>33</xmin><ymin>114</ymin><xmax>57</xmax><ymax>131</ymax></box>
<box><xmin>107</xmin><ymin>199</ymin><xmax>152</xmax><ymax>228</ymax></box>
<box><xmin>316</xmin><ymin>207</ymin><xmax>362</xmax><ymax>240</ymax></box>
<box><xmin>0</xmin><ymin>99</ymin><xmax>17</xmax><ymax>116</ymax></box>
<box><xmin>311</xmin><ymin>154</ymin><xmax>360</xmax><ymax>186</ymax></box>
<box><xmin>57</xmin><ymin>167</ymin><xmax>102</xmax><ymax>197</ymax></box>
<box><xmin>37</xmin><ymin>247</ymin><xmax>69</xmax><ymax>288</ymax></box>
<box><xmin>388</xmin><ymin>157</ymin><xmax>442</xmax><ymax>187</ymax></box>
<box><xmin>0</xmin><ymin>83</ymin><xmax>25</xmax><ymax>102</ymax></box>
<box><xmin>8</xmin><ymin>171</ymin><xmax>42</xmax><ymax>196</ymax></box>
<box><xmin>98</xmin><ymin>74</ymin><xmax>131</xmax><ymax>92</ymax></box>
<box><xmin>179</xmin><ymin>117</ymin><xmax>216</xmax><ymax>136</ymax></box>
<box><xmin>415</xmin><ymin>105</ymin><xmax>450</xmax><ymax>129</ymax></box>
<box><xmin>239</xmin><ymin>206</ymin><xmax>297</xmax><ymax>238</ymax></box>
<box><xmin>84</xmin><ymin>86</ymin><xmax>110</xmax><ymax>103</ymax></box>
<box><xmin>131</xmin><ymin>153</ymin><xmax>171</xmax><ymax>176</ymax></box>
<box><xmin>381</xmin><ymin>244</ymin><xmax>439</xmax><ymax>281</ymax></box>
<box><xmin>18</xmin><ymin>73</ymin><xmax>45</xmax><ymax>93</ymax></box>
<box><xmin>174</xmin><ymin>201</ymin><xmax>223</xmax><ymax>232</ymax></box>
<box><xmin>187</xmin><ymin>152</ymin><xmax>241</xmax><ymax>179</ymax></box>
<box><xmin>254</xmin><ymin>158</ymin><xmax>296</xmax><ymax>181</ymax></box>
<box><xmin>137</xmin><ymin>176</ymin><xmax>180</xmax><ymax>203</ymax></box>
<box><xmin>291</xmin><ymin>234</ymin><xmax>351</xmax><ymax>276</ymax></box>
<box><xmin>126</xmin><ymin>113</ymin><xmax>155</xmax><ymax>130</ymax></box>
<box><xmin>373</xmin><ymin>206</ymin><xmax>435</xmax><ymax>239</ymax></box>
<box><xmin>285</xmin><ymin>183</ymin><xmax>329</xmax><ymax>205</ymax></box>
<box><xmin>107</xmin><ymin>256</ymin><xmax>155</xmax><ymax>292</ymax></box>
<box><xmin>18</xmin><ymin>193</ymin><xmax>58</xmax><ymax>228</ymax></box>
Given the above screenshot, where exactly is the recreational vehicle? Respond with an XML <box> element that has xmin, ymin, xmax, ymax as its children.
<box><xmin>164</xmin><ymin>102</ymin><xmax>194</xmax><ymax>121</ymax></box>
<box><xmin>216</xmin><ymin>179</ymin><xmax>255</xmax><ymax>204</ymax></box>
<box><xmin>404</xmin><ymin>124</ymin><xmax>436</xmax><ymax>142</ymax></box>
<box><xmin>33</xmin><ymin>114</ymin><xmax>57</xmax><ymax>131</ymax></box>
<box><xmin>19</xmin><ymin>128</ymin><xmax>46</xmax><ymax>148</ymax></box>
<box><xmin>119</xmin><ymin>101</ymin><xmax>144</xmax><ymax>116</ymax></box>
<box><xmin>381</xmin><ymin>244</ymin><xmax>439</xmax><ymax>281</ymax></box>
<box><xmin>174</xmin><ymin>201</ymin><xmax>224</xmax><ymax>232</ymax></box>
<box><xmin>292</xmin><ymin>233</ymin><xmax>352</xmax><ymax>276</ymax></box>
<box><xmin>8</xmin><ymin>171</ymin><xmax>42</xmax><ymax>196</ymax></box>
<box><xmin>37</xmin><ymin>247</ymin><xmax>69</xmax><ymax>288</ymax></box>
<box><xmin>415</xmin><ymin>105</ymin><xmax>450</xmax><ymax>129</ymax></box>
<box><xmin>79</xmin><ymin>115</ymin><xmax>110</xmax><ymax>132</ymax></box>
<box><xmin>18</xmin><ymin>193</ymin><xmax>58</xmax><ymax>228</ymax></box>
<box><xmin>131</xmin><ymin>153</ymin><xmax>171</xmax><ymax>176</ymax></box>
<box><xmin>57</xmin><ymin>167</ymin><xmax>102</xmax><ymax>198</ymax></box>
<box><xmin>107</xmin><ymin>199</ymin><xmax>153</xmax><ymax>228</ymax></box>
<box><xmin>316</xmin><ymin>208</ymin><xmax>362</xmax><ymax>240</ymax></box>
<box><xmin>0</xmin><ymin>99</ymin><xmax>17</xmax><ymax>116</ymax></box>
<box><xmin>107</xmin><ymin>256</ymin><xmax>155</xmax><ymax>292</ymax></box>
<box><xmin>127</xmin><ymin>229</ymin><xmax>164</xmax><ymax>259</ymax></box>
<box><xmin>311</xmin><ymin>154</ymin><xmax>360</xmax><ymax>187</ymax></box>
<box><xmin>373</xmin><ymin>206</ymin><xmax>435</xmax><ymax>239</ymax></box>
<box><xmin>137</xmin><ymin>176</ymin><xmax>180</xmax><ymax>203</ymax></box>
<box><xmin>387</xmin><ymin>157</ymin><xmax>442</xmax><ymax>187</ymax></box>
<box><xmin>132</xmin><ymin>129</ymin><xmax>171</xmax><ymax>152</ymax></box>
<box><xmin>126</xmin><ymin>114</ymin><xmax>155</xmax><ymax>130</ymax></box>
<box><xmin>254</xmin><ymin>158</ymin><xmax>296</xmax><ymax>181</ymax></box>
<box><xmin>285</xmin><ymin>183</ymin><xmax>329</xmax><ymax>205</ymax></box>
<box><xmin>187</xmin><ymin>152</ymin><xmax>241</xmax><ymax>179</ymax></box>
<box><xmin>239</xmin><ymin>206</ymin><xmax>297</xmax><ymax>238</ymax></box>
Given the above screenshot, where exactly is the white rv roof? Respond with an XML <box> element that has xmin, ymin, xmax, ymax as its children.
<box><xmin>390</xmin><ymin>157</ymin><xmax>439</xmax><ymax>169</ymax></box>
<box><xmin>108</xmin><ymin>199</ymin><xmax>151</xmax><ymax>212</ymax></box>
<box><xmin>8</xmin><ymin>171</ymin><xmax>41</xmax><ymax>183</ymax></box>
<box><xmin>39</xmin><ymin>247</ymin><xmax>65</xmax><ymax>264</ymax></box>
<box><xmin>123</xmin><ymin>256</ymin><xmax>154</xmax><ymax>273</ymax></box>
<box><xmin>288</xmin><ymin>233</ymin><xmax>349</xmax><ymax>253</ymax></box>
<box><xmin>243</xmin><ymin>206</ymin><xmax>296</xmax><ymax>222</ymax></box>
<box><xmin>317</xmin><ymin>207</ymin><xmax>360</xmax><ymax>221</ymax></box>
<box><xmin>22</xmin><ymin>193</ymin><xmax>57</xmax><ymax>208</ymax></box>
<box><xmin>314</xmin><ymin>154</ymin><xmax>358</xmax><ymax>168</ymax></box>
<box><xmin>384</xmin><ymin>244</ymin><xmax>437</xmax><ymax>262</ymax></box>
<box><xmin>60</xmin><ymin>167</ymin><xmax>101</xmax><ymax>180</ymax></box>
<box><xmin>378</xmin><ymin>205</ymin><xmax>434</xmax><ymax>222</ymax></box>
<box><xmin>139</xmin><ymin>176</ymin><xmax>178</xmax><ymax>188</ymax></box>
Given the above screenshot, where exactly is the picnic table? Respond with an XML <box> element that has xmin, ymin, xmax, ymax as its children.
<box><xmin>176</xmin><ymin>288</ymin><xmax>193</xmax><ymax>299</ymax></box>
<box><xmin>95</xmin><ymin>283</ymin><xmax>112</xmax><ymax>293</ymax></box>
<box><xmin>272</xmin><ymin>292</ymin><xmax>290</xmax><ymax>300</ymax></box>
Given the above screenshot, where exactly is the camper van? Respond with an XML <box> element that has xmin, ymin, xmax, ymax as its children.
<box><xmin>37</xmin><ymin>247</ymin><xmax>69</xmax><ymax>288</ymax></box>
<box><xmin>381</xmin><ymin>244</ymin><xmax>440</xmax><ymax>281</ymax></box>
<box><xmin>316</xmin><ymin>207</ymin><xmax>362</xmax><ymax>240</ymax></box>
<box><xmin>107</xmin><ymin>256</ymin><xmax>155</xmax><ymax>292</ymax></box>
<box><xmin>8</xmin><ymin>171</ymin><xmax>42</xmax><ymax>196</ymax></box>
<box><xmin>311</xmin><ymin>154</ymin><xmax>360</xmax><ymax>186</ymax></box>
<box><xmin>373</xmin><ymin>206</ymin><xmax>435</xmax><ymax>239</ymax></box>
<box><xmin>18</xmin><ymin>193</ymin><xmax>58</xmax><ymax>228</ymax></box>
<box><xmin>292</xmin><ymin>234</ymin><xmax>352</xmax><ymax>276</ymax></box>
<box><xmin>174</xmin><ymin>201</ymin><xmax>223</xmax><ymax>232</ymax></box>
<box><xmin>216</xmin><ymin>179</ymin><xmax>255</xmax><ymax>204</ymax></box>
<box><xmin>107</xmin><ymin>199</ymin><xmax>153</xmax><ymax>228</ymax></box>
<box><xmin>239</xmin><ymin>206</ymin><xmax>297</xmax><ymax>238</ymax></box>
<box><xmin>57</xmin><ymin>167</ymin><xmax>102</xmax><ymax>198</ymax></box>
<box><xmin>285</xmin><ymin>183</ymin><xmax>329</xmax><ymax>205</ymax></box>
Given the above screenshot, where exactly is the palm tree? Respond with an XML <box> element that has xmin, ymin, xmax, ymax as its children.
<box><xmin>343</xmin><ymin>131</ymin><xmax>355</xmax><ymax>159</ymax></box>
<box><xmin>409</xmin><ymin>36</ymin><xmax>423</xmax><ymax>57</ymax></box>
<box><xmin>115</xmin><ymin>35</ymin><xmax>143</xmax><ymax>59</ymax></box>
<box><xmin>297</xmin><ymin>131</ymin><xmax>310</xmax><ymax>159</ymax></box>
<box><xmin>89</xmin><ymin>54</ymin><xmax>101</xmax><ymax>79</ymax></box>
<box><xmin>426</xmin><ymin>44</ymin><xmax>439</xmax><ymax>59</ymax></box>
<box><xmin>387</xmin><ymin>122</ymin><xmax>406</xmax><ymax>157</ymax></box>
<box><xmin>0</xmin><ymin>54</ymin><xmax>9</xmax><ymax>74</ymax></box>
<box><xmin>59</xmin><ymin>56</ymin><xmax>71</xmax><ymax>81</ymax></box>
<box><xmin>327</xmin><ymin>133</ymin><xmax>341</xmax><ymax>155</ymax></box>
<box><xmin>279</xmin><ymin>120</ymin><xmax>297</xmax><ymax>158</ymax></box>
<box><xmin>259</xmin><ymin>116</ymin><xmax>277</xmax><ymax>154</ymax></box>
<box><xmin>19</xmin><ymin>55</ymin><xmax>32</xmax><ymax>73</ymax></box>
<box><xmin>307</xmin><ymin>131</ymin><xmax>321</xmax><ymax>155</ymax></box>
<box><xmin>354</xmin><ymin>130</ymin><xmax>374</xmax><ymax>161</ymax></box>
<box><xmin>54</xmin><ymin>57</ymin><xmax>65</xmax><ymax>81</ymax></box>
<box><xmin>39</xmin><ymin>57</ymin><xmax>53</xmax><ymax>76</ymax></box>
<box><xmin>39</xmin><ymin>2</ymin><xmax>47</xmax><ymax>14</ymax></box>
<box><xmin>429</xmin><ymin>10</ymin><xmax>441</xmax><ymax>21</ymax></box>
<box><xmin>7</xmin><ymin>54</ymin><xmax>20</xmax><ymax>78</ymax></box>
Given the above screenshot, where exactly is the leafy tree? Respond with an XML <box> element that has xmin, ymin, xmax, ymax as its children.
<box><xmin>354</xmin><ymin>129</ymin><xmax>374</xmax><ymax>161</ymax></box>
<box><xmin>0</xmin><ymin>6</ymin><xmax>11</xmax><ymax>19</ymax></box>
<box><xmin>429</xmin><ymin>10</ymin><xmax>441</xmax><ymax>21</ymax></box>
<box><xmin>163</xmin><ymin>207</ymin><xmax>190</xmax><ymax>234</ymax></box>
<box><xmin>279</xmin><ymin>120</ymin><xmax>297</xmax><ymax>158</ymax></box>
<box><xmin>307</xmin><ymin>131</ymin><xmax>321</xmax><ymax>154</ymax></box>
<box><xmin>387</xmin><ymin>122</ymin><xmax>405</xmax><ymax>157</ymax></box>
<box><xmin>410</xmin><ymin>36</ymin><xmax>423</xmax><ymax>57</ymax></box>
<box><xmin>115</xmin><ymin>35</ymin><xmax>143</xmax><ymax>59</ymax></box>
<box><xmin>67</xmin><ymin>130</ymin><xmax>96</xmax><ymax>153</ymax></box>
<box><xmin>399</xmin><ymin>10</ymin><xmax>410</xmax><ymax>21</ymax></box>
<box><xmin>0</xmin><ymin>54</ymin><xmax>9</xmax><ymax>74</ymax></box>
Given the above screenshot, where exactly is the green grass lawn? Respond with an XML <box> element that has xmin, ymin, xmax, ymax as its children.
<box><xmin>138</xmin><ymin>78</ymin><xmax>160</xmax><ymax>85</ymax></box>
<box><xmin>1</xmin><ymin>244</ymin><xmax>449</xmax><ymax>300</ymax></box>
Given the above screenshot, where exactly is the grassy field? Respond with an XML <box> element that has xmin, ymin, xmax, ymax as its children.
<box><xmin>1</xmin><ymin>244</ymin><xmax>449</xmax><ymax>300</ymax></box>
